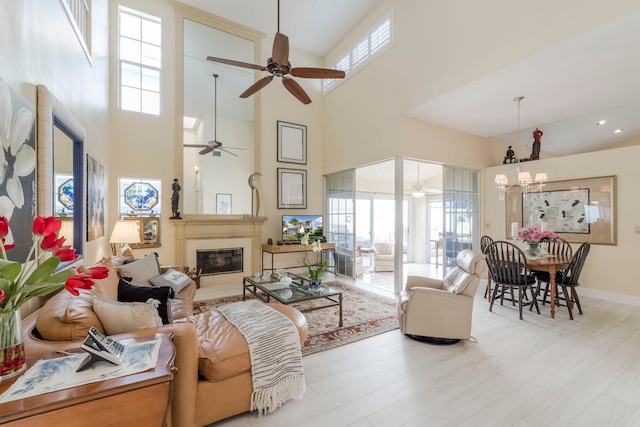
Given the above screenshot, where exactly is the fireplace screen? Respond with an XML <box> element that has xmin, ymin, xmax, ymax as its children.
<box><xmin>197</xmin><ymin>248</ymin><xmax>243</xmax><ymax>276</ymax></box>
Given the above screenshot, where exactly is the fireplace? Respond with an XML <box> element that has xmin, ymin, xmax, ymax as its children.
<box><xmin>197</xmin><ymin>248</ymin><xmax>243</xmax><ymax>276</ymax></box>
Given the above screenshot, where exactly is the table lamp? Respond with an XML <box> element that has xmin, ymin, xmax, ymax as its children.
<box><xmin>109</xmin><ymin>220</ymin><xmax>141</xmax><ymax>255</ymax></box>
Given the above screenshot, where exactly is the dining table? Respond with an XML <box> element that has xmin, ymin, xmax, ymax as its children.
<box><xmin>528</xmin><ymin>253</ymin><xmax>572</xmax><ymax>319</ymax></box>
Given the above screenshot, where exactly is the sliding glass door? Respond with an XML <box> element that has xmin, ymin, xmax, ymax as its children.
<box><xmin>442</xmin><ymin>166</ymin><xmax>480</xmax><ymax>268</ymax></box>
<box><xmin>325</xmin><ymin>170</ymin><xmax>357</xmax><ymax>277</ymax></box>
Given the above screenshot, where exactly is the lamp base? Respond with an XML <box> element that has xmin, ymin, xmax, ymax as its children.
<box><xmin>405</xmin><ymin>334</ymin><xmax>460</xmax><ymax>345</ymax></box>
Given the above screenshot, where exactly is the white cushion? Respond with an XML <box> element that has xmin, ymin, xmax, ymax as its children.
<box><xmin>116</xmin><ymin>253</ymin><xmax>161</xmax><ymax>286</ymax></box>
<box><xmin>150</xmin><ymin>268</ymin><xmax>192</xmax><ymax>294</ymax></box>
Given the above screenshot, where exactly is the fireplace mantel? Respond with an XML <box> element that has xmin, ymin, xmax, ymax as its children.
<box><xmin>172</xmin><ymin>215</ymin><xmax>265</xmax><ymax>275</ymax></box>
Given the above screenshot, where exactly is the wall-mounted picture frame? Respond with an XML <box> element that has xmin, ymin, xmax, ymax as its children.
<box><xmin>506</xmin><ymin>175</ymin><xmax>616</xmax><ymax>245</ymax></box>
<box><xmin>278</xmin><ymin>168</ymin><xmax>307</xmax><ymax>209</ymax></box>
<box><xmin>216</xmin><ymin>193</ymin><xmax>232</xmax><ymax>214</ymax></box>
<box><xmin>124</xmin><ymin>216</ymin><xmax>161</xmax><ymax>248</ymax></box>
<box><xmin>277</xmin><ymin>121</ymin><xmax>307</xmax><ymax>164</ymax></box>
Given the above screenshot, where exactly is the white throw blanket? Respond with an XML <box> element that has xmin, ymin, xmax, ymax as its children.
<box><xmin>218</xmin><ymin>300</ymin><xmax>305</xmax><ymax>415</ymax></box>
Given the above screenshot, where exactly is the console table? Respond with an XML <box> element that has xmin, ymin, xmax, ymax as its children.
<box><xmin>0</xmin><ymin>333</ymin><xmax>175</xmax><ymax>427</ymax></box>
<box><xmin>262</xmin><ymin>243</ymin><xmax>336</xmax><ymax>274</ymax></box>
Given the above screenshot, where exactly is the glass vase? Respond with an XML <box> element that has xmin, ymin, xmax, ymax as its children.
<box><xmin>1</xmin><ymin>310</ymin><xmax>27</xmax><ymax>382</ymax></box>
<box><xmin>525</xmin><ymin>242</ymin><xmax>542</xmax><ymax>258</ymax></box>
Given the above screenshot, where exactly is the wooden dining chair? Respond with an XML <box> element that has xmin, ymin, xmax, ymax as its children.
<box><xmin>485</xmin><ymin>241</ymin><xmax>540</xmax><ymax>320</ymax></box>
<box><xmin>553</xmin><ymin>242</ymin><xmax>591</xmax><ymax>319</ymax></box>
<box><xmin>533</xmin><ymin>237</ymin><xmax>573</xmax><ymax>305</ymax></box>
<box><xmin>480</xmin><ymin>236</ymin><xmax>494</xmax><ymax>299</ymax></box>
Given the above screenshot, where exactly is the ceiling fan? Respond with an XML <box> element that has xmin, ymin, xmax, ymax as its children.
<box><xmin>183</xmin><ymin>74</ymin><xmax>247</xmax><ymax>156</ymax></box>
<box><xmin>205</xmin><ymin>0</ymin><xmax>346</xmax><ymax>104</ymax></box>
<box><xmin>404</xmin><ymin>163</ymin><xmax>442</xmax><ymax>197</ymax></box>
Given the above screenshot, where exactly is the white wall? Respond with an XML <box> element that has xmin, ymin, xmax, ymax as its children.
<box><xmin>485</xmin><ymin>145</ymin><xmax>640</xmax><ymax>304</ymax></box>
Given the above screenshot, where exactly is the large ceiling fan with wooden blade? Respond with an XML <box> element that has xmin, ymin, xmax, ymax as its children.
<box><xmin>205</xmin><ymin>0</ymin><xmax>345</xmax><ymax>104</ymax></box>
<box><xmin>183</xmin><ymin>74</ymin><xmax>247</xmax><ymax>156</ymax></box>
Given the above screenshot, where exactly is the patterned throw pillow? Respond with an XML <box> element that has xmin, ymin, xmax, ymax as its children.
<box><xmin>116</xmin><ymin>253</ymin><xmax>161</xmax><ymax>286</ymax></box>
<box><xmin>149</xmin><ymin>268</ymin><xmax>193</xmax><ymax>295</ymax></box>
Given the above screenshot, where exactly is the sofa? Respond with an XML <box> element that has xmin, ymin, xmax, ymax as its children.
<box><xmin>22</xmin><ymin>256</ymin><xmax>308</xmax><ymax>427</ymax></box>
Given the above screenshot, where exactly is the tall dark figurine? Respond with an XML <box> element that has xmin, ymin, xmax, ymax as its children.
<box><xmin>503</xmin><ymin>145</ymin><xmax>516</xmax><ymax>164</ymax></box>
<box><xmin>530</xmin><ymin>128</ymin><xmax>543</xmax><ymax>160</ymax></box>
<box><xmin>171</xmin><ymin>178</ymin><xmax>181</xmax><ymax>219</ymax></box>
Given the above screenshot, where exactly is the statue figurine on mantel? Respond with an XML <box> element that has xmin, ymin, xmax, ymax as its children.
<box><xmin>503</xmin><ymin>145</ymin><xmax>517</xmax><ymax>164</ymax></box>
<box><xmin>248</xmin><ymin>172</ymin><xmax>265</xmax><ymax>218</ymax></box>
<box><xmin>170</xmin><ymin>178</ymin><xmax>181</xmax><ymax>219</ymax></box>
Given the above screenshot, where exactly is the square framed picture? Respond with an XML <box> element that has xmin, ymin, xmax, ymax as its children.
<box><xmin>277</xmin><ymin>121</ymin><xmax>307</xmax><ymax>164</ymax></box>
<box><xmin>216</xmin><ymin>193</ymin><xmax>232</xmax><ymax>214</ymax></box>
<box><xmin>124</xmin><ymin>217</ymin><xmax>161</xmax><ymax>248</ymax></box>
<box><xmin>277</xmin><ymin>168</ymin><xmax>307</xmax><ymax>209</ymax></box>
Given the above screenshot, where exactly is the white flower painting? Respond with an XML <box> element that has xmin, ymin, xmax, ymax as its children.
<box><xmin>0</xmin><ymin>79</ymin><xmax>36</xmax><ymax>262</ymax></box>
<box><xmin>87</xmin><ymin>154</ymin><xmax>105</xmax><ymax>241</ymax></box>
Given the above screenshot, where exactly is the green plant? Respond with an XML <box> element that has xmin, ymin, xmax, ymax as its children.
<box><xmin>300</xmin><ymin>233</ymin><xmax>330</xmax><ymax>281</ymax></box>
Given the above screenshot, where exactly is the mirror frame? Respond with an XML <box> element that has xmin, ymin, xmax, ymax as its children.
<box><xmin>36</xmin><ymin>84</ymin><xmax>86</xmax><ymax>259</ymax></box>
<box><xmin>172</xmin><ymin>0</ymin><xmax>264</xmax><ymax>216</ymax></box>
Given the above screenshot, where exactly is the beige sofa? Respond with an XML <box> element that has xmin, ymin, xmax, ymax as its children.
<box><xmin>22</xmin><ymin>259</ymin><xmax>308</xmax><ymax>426</ymax></box>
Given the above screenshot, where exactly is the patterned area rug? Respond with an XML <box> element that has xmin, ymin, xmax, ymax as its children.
<box><xmin>193</xmin><ymin>282</ymin><xmax>399</xmax><ymax>356</ymax></box>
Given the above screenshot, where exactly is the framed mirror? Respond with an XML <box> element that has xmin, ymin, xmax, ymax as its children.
<box><xmin>37</xmin><ymin>85</ymin><xmax>85</xmax><ymax>259</ymax></box>
<box><xmin>174</xmin><ymin>3</ymin><xmax>262</xmax><ymax>216</ymax></box>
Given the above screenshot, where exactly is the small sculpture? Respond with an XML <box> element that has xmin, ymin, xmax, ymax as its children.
<box><xmin>503</xmin><ymin>145</ymin><xmax>517</xmax><ymax>164</ymax></box>
<box><xmin>170</xmin><ymin>178</ymin><xmax>181</xmax><ymax>219</ymax></box>
<box><xmin>248</xmin><ymin>172</ymin><xmax>265</xmax><ymax>218</ymax></box>
<box><xmin>530</xmin><ymin>128</ymin><xmax>543</xmax><ymax>160</ymax></box>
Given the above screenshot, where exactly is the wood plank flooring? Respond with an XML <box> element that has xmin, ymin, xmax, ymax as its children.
<box><xmin>201</xmin><ymin>269</ymin><xmax>640</xmax><ymax>427</ymax></box>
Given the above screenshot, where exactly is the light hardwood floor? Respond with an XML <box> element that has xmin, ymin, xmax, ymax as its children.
<box><xmin>202</xmin><ymin>269</ymin><xmax>640</xmax><ymax>427</ymax></box>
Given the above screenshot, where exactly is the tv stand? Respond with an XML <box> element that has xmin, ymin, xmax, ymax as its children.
<box><xmin>262</xmin><ymin>243</ymin><xmax>336</xmax><ymax>274</ymax></box>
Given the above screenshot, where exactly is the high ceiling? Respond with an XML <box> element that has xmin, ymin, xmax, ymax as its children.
<box><xmin>180</xmin><ymin>1</ymin><xmax>640</xmax><ymax>158</ymax></box>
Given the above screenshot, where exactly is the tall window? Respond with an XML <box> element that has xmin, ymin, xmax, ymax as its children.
<box><xmin>323</xmin><ymin>10</ymin><xmax>394</xmax><ymax>93</ymax></box>
<box><xmin>118</xmin><ymin>6</ymin><xmax>161</xmax><ymax>115</ymax></box>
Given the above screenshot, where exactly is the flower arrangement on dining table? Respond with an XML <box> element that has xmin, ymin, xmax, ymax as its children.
<box><xmin>0</xmin><ymin>215</ymin><xmax>109</xmax><ymax>378</ymax></box>
<box><xmin>518</xmin><ymin>225</ymin><xmax>561</xmax><ymax>245</ymax></box>
<box><xmin>300</xmin><ymin>233</ymin><xmax>330</xmax><ymax>282</ymax></box>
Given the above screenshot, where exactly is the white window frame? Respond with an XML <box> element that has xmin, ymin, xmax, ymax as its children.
<box><xmin>118</xmin><ymin>6</ymin><xmax>162</xmax><ymax>115</ymax></box>
<box><xmin>323</xmin><ymin>10</ymin><xmax>394</xmax><ymax>95</ymax></box>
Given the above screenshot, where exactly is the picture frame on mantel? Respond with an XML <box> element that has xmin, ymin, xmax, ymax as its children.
<box><xmin>506</xmin><ymin>175</ymin><xmax>616</xmax><ymax>245</ymax></box>
<box><xmin>278</xmin><ymin>168</ymin><xmax>307</xmax><ymax>209</ymax></box>
<box><xmin>277</xmin><ymin>121</ymin><xmax>307</xmax><ymax>164</ymax></box>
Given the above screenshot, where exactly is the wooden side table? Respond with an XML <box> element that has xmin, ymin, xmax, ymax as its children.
<box><xmin>0</xmin><ymin>333</ymin><xmax>175</xmax><ymax>427</ymax></box>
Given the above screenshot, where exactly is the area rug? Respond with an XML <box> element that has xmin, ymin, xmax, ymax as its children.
<box><xmin>193</xmin><ymin>282</ymin><xmax>399</xmax><ymax>356</ymax></box>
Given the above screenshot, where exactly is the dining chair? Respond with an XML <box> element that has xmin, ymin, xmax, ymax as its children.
<box><xmin>480</xmin><ymin>236</ymin><xmax>494</xmax><ymax>299</ymax></box>
<box><xmin>485</xmin><ymin>241</ymin><xmax>540</xmax><ymax>320</ymax></box>
<box><xmin>552</xmin><ymin>242</ymin><xmax>591</xmax><ymax>319</ymax></box>
<box><xmin>533</xmin><ymin>237</ymin><xmax>573</xmax><ymax>305</ymax></box>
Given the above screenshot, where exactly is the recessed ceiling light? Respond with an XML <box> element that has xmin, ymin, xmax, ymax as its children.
<box><xmin>614</xmin><ymin>129</ymin><xmax>623</xmax><ymax>134</ymax></box>
<box><xmin>597</xmin><ymin>120</ymin><xmax>606</xmax><ymax>125</ymax></box>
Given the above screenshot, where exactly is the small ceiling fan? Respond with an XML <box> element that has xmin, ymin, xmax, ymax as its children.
<box><xmin>404</xmin><ymin>163</ymin><xmax>442</xmax><ymax>197</ymax></box>
<box><xmin>205</xmin><ymin>0</ymin><xmax>346</xmax><ymax>104</ymax></box>
<box><xmin>183</xmin><ymin>74</ymin><xmax>247</xmax><ymax>156</ymax></box>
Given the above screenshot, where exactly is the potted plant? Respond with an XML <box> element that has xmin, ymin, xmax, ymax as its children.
<box><xmin>300</xmin><ymin>233</ymin><xmax>330</xmax><ymax>290</ymax></box>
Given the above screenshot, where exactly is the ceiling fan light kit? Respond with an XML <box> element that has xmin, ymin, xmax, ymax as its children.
<box><xmin>206</xmin><ymin>0</ymin><xmax>345</xmax><ymax>104</ymax></box>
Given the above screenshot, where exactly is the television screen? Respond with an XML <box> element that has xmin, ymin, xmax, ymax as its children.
<box><xmin>282</xmin><ymin>215</ymin><xmax>323</xmax><ymax>242</ymax></box>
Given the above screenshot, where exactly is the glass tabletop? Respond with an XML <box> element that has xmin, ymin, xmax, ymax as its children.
<box><xmin>245</xmin><ymin>273</ymin><xmax>340</xmax><ymax>304</ymax></box>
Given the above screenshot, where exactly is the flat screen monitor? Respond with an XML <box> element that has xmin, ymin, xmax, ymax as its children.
<box><xmin>282</xmin><ymin>215</ymin><xmax>323</xmax><ymax>242</ymax></box>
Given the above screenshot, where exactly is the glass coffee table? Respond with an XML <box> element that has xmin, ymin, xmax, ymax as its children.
<box><xmin>243</xmin><ymin>273</ymin><xmax>343</xmax><ymax>326</ymax></box>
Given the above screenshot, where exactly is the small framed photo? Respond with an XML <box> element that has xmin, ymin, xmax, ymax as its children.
<box><xmin>216</xmin><ymin>193</ymin><xmax>232</xmax><ymax>214</ymax></box>
<box><xmin>124</xmin><ymin>217</ymin><xmax>161</xmax><ymax>248</ymax></box>
<box><xmin>277</xmin><ymin>121</ymin><xmax>307</xmax><ymax>164</ymax></box>
<box><xmin>277</xmin><ymin>168</ymin><xmax>307</xmax><ymax>209</ymax></box>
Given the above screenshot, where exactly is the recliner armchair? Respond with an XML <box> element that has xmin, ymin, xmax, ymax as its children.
<box><xmin>398</xmin><ymin>249</ymin><xmax>485</xmax><ymax>344</ymax></box>
<box><xmin>373</xmin><ymin>242</ymin><xmax>394</xmax><ymax>272</ymax></box>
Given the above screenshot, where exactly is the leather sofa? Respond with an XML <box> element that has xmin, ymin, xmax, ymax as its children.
<box><xmin>398</xmin><ymin>249</ymin><xmax>485</xmax><ymax>343</ymax></box>
<box><xmin>22</xmin><ymin>259</ymin><xmax>308</xmax><ymax>426</ymax></box>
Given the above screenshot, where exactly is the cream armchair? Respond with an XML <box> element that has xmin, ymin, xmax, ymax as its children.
<box><xmin>373</xmin><ymin>242</ymin><xmax>394</xmax><ymax>272</ymax></box>
<box><xmin>398</xmin><ymin>249</ymin><xmax>485</xmax><ymax>344</ymax></box>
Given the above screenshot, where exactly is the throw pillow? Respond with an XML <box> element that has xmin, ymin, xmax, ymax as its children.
<box><xmin>118</xmin><ymin>278</ymin><xmax>174</xmax><ymax>324</ymax></box>
<box><xmin>93</xmin><ymin>297</ymin><xmax>162</xmax><ymax>335</ymax></box>
<box><xmin>116</xmin><ymin>252</ymin><xmax>161</xmax><ymax>286</ymax></box>
<box><xmin>149</xmin><ymin>268</ymin><xmax>192</xmax><ymax>295</ymax></box>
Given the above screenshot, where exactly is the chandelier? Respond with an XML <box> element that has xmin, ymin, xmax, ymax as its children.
<box><xmin>495</xmin><ymin>96</ymin><xmax>547</xmax><ymax>200</ymax></box>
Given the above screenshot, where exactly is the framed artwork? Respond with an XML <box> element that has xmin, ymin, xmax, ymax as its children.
<box><xmin>216</xmin><ymin>193</ymin><xmax>232</xmax><ymax>214</ymax></box>
<box><xmin>125</xmin><ymin>217</ymin><xmax>161</xmax><ymax>248</ymax></box>
<box><xmin>86</xmin><ymin>154</ymin><xmax>105</xmax><ymax>241</ymax></box>
<box><xmin>0</xmin><ymin>79</ymin><xmax>36</xmax><ymax>263</ymax></box>
<box><xmin>55</xmin><ymin>173</ymin><xmax>74</xmax><ymax>216</ymax></box>
<box><xmin>278</xmin><ymin>168</ymin><xmax>307</xmax><ymax>209</ymax></box>
<box><xmin>277</xmin><ymin>121</ymin><xmax>307</xmax><ymax>164</ymax></box>
<box><xmin>506</xmin><ymin>175</ymin><xmax>616</xmax><ymax>245</ymax></box>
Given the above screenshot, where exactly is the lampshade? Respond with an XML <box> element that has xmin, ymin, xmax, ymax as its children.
<box><xmin>534</xmin><ymin>173</ymin><xmax>548</xmax><ymax>182</ymax></box>
<box><xmin>518</xmin><ymin>171</ymin><xmax>532</xmax><ymax>185</ymax></box>
<box><xmin>494</xmin><ymin>174</ymin><xmax>508</xmax><ymax>185</ymax></box>
<box><xmin>110</xmin><ymin>221</ymin><xmax>141</xmax><ymax>255</ymax></box>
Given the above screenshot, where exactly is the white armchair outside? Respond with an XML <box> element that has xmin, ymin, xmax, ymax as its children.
<box><xmin>398</xmin><ymin>249</ymin><xmax>486</xmax><ymax>344</ymax></box>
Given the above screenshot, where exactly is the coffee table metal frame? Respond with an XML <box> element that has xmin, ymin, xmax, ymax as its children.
<box><xmin>243</xmin><ymin>273</ymin><xmax>343</xmax><ymax>326</ymax></box>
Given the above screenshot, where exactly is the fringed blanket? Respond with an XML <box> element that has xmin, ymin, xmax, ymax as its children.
<box><xmin>217</xmin><ymin>300</ymin><xmax>305</xmax><ymax>415</ymax></box>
